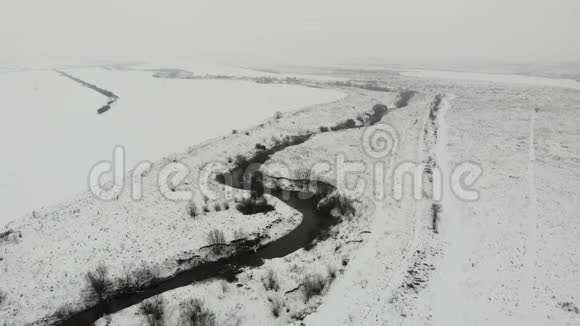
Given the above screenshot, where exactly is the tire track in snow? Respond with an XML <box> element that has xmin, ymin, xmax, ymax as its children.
<box><xmin>305</xmin><ymin>95</ymin><xmax>444</xmax><ymax>325</ymax></box>
<box><xmin>394</xmin><ymin>94</ymin><xmax>461</xmax><ymax>326</ymax></box>
<box><xmin>426</xmin><ymin>95</ymin><xmax>468</xmax><ymax>326</ymax></box>
<box><xmin>358</xmin><ymin>95</ymin><xmax>443</xmax><ymax>323</ymax></box>
<box><xmin>521</xmin><ymin>106</ymin><xmax>539</xmax><ymax>323</ymax></box>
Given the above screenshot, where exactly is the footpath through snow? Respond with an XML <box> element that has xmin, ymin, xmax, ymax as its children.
<box><xmin>401</xmin><ymin>84</ymin><xmax>580</xmax><ymax>325</ymax></box>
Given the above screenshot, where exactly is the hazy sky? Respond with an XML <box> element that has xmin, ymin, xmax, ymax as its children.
<box><xmin>1</xmin><ymin>0</ymin><xmax>579</xmax><ymax>65</ymax></box>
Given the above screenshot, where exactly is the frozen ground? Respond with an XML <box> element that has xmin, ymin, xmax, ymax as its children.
<box><xmin>400</xmin><ymin>69</ymin><xmax>580</xmax><ymax>90</ymax></box>
<box><xmin>299</xmin><ymin>67</ymin><xmax>580</xmax><ymax>325</ymax></box>
<box><xmin>1</xmin><ymin>64</ymin><xmax>579</xmax><ymax>326</ymax></box>
<box><xmin>0</xmin><ymin>70</ymin><xmax>104</xmax><ymax>226</ymax></box>
<box><xmin>405</xmin><ymin>83</ymin><xmax>580</xmax><ymax>326</ymax></box>
<box><xmin>0</xmin><ymin>75</ymin><xmax>395</xmax><ymax>325</ymax></box>
<box><xmin>0</xmin><ymin>67</ymin><xmax>343</xmax><ymax>227</ymax></box>
<box><xmin>94</xmin><ymin>91</ymin><xmax>414</xmax><ymax>326</ymax></box>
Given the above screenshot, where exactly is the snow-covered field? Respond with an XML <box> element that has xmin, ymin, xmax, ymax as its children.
<box><xmin>0</xmin><ymin>70</ymin><xmax>393</xmax><ymax>324</ymax></box>
<box><xmin>1</xmin><ymin>63</ymin><xmax>579</xmax><ymax>326</ymax></box>
<box><xmin>0</xmin><ymin>70</ymin><xmax>104</xmax><ymax>226</ymax></box>
<box><xmin>0</xmin><ymin>67</ymin><xmax>344</xmax><ymax>227</ymax></box>
<box><xmin>400</xmin><ymin>69</ymin><xmax>580</xmax><ymax>90</ymax></box>
<box><xmin>310</xmin><ymin>68</ymin><xmax>580</xmax><ymax>325</ymax></box>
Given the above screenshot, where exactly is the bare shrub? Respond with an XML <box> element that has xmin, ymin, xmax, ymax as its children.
<box><xmin>232</xmin><ymin>129</ymin><xmax>238</xmax><ymax>134</ymax></box>
<box><xmin>234</xmin><ymin>154</ymin><xmax>247</xmax><ymax>166</ymax></box>
<box><xmin>255</xmin><ymin>143</ymin><xmax>267</xmax><ymax>151</ymax></box>
<box><xmin>0</xmin><ymin>229</ymin><xmax>20</xmax><ymax>244</ymax></box>
<box><xmin>0</xmin><ymin>230</ymin><xmax>13</xmax><ymax>242</ymax></box>
<box><xmin>208</xmin><ymin>229</ymin><xmax>226</xmax><ymax>245</ymax></box>
<box><xmin>220</xmin><ymin>281</ymin><xmax>228</xmax><ymax>294</ymax></box>
<box><xmin>558</xmin><ymin>301</ymin><xmax>579</xmax><ymax>314</ymax></box>
<box><xmin>179</xmin><ymin>299</ymin><xmax>217</xmax><ymax>326</ymax></box>
<box><xmin>202</xmin><ymin>205</ymin><xmax>210</xmax><ymax>213</ymax></box>
<box><xmin>285</xmin><ymin>77</ymin><xmax>299</xmax><ymax>84</ymax></box>
<box><xmin>116</xmin><ymin>265</ymin><xmax>161</xmax><ymax>293</ymax></box>
<box><xmin>431</xmin><ymin>203</ymin><xmax>442</xmax><ymax>234</ymax></box>
<box><xmin>278</xmin><ymin>135</ymin><xmax>291</xmax><ymax>147</ymax></box>
<box><xmin>372</xmin><ymin>103</ymin><xmax>389</xmax><ymax>114</ymax></box>
<box><xmin>213</xmin><ymin>202</ymin><xmax>221</xmax><ymax>212</ymax></box>
<box><xmin>53</xmin><ymin>304</ymin><xmax>75</xmax><ymax>321</ymax></box>
<box><xmin>302</xmin><ymin>274</ymin><xmax>326</xmax><ymax>302</ymax></box>
<box><xmin>140</xmin><ymin>296</ymin><xmax>165</xmax><ymax>326</ymax></box>
<box><xmin>0</xmin><ymin>290</ymin><xmax>6</xmax><ymax>306</ymax></box>
<box><xmin>235</xmin><ymin>196</ymin><xmax>274</xmax><ymax>215</ymax></box>
<box><xmin>345</xmin><ymin>118</ymin><xmax>356</xmax><ymax>128</ymax></box>
<box><xmin>187</xmin><ymin>202</ymin><xmax>198</xmax><ymax>218</ymax></box>
<box><xmin>274</xmin><ymin>111</ymin><xmax>283</xmax><ymax>119</ymax></box>
<box><xmin>250</xmin><ymin>172</ymin><xmax>265</xmax><ymax>198</ymax></box>
<box><xmin>207</xmin><ymin>229</ymin><xmax>226</xmax><ymax>255</ymax></box>
<box><xmin>223</xmin><ymin>202</ymin><xmax>230</xmax><ymax>210</ymax></box>
<box><xmin>330</xmin><ymin>118</ymin><xmax>357</xmax><ymax>131</ymax></box>
<box><xmin>341</xmin><ymin>255</ymin><xmax>349</xmax><ymax>266</ymax></box>
<box><xmin>262</xmin><ymin>269</ymin><xmax>280</xmax><ymax>291</ymax></box>
<box><xmin>84</xmin><ymin>264</ymin><xmax>162</xmax><ymax>306</ymax></box>
<box><xmin>316</xmin><ymin>192</ymin><xmax>356</xmax><ymax>217</ymax></box>
<box><xmin>365</xmin><ymin>103</ymin><xmax>389</xmax><ymax>125</ymax></box>
<box><xmin>257</xmin><ymin>76</ymin><xmax>276</xmax><ymax>84</ymax></box>
<box><xmin>327</xmin><ymin>264</ymin><xmax>338</xmax><ymax>279</ymax></box>
<box><xmin>271</xmin><ymin>136</ymin><xmax>282</xmax><ymax>146</ymax></box>
<box><xmin>85</xmin><ymin>264</ymin><xmax>110</xmax><ymax>302</ymax></box>
<box><xmin>268</xmin><ymin>295</ymin><xmax>285</xmax><ymax>317</ymax></box>
<box><xmin>395</xmin><ymin>90</ymin><xmax>417</xmax><ymax>108</ymax></box>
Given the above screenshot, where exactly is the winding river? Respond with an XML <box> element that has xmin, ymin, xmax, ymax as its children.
<box><xmin>58</xmin><ymin>124</ymin><xmax>337</xmax><ymax>326</ymax></box>
<box><xmin>57</xmin><ymin>90</ymin><xmax>407</xmax><ymax>326</ymax></box>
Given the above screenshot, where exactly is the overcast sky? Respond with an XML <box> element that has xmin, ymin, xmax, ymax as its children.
<box><xmin>1</xmin><ymin>0</ymin><xmax>579</xmax><ymax>65</ymax></box>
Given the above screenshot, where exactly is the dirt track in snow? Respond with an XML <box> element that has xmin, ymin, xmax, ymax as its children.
<box><xmin>521</xmin><ymin>105</ymin><xmax>539</xmax><ymax>322</ymax></box>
